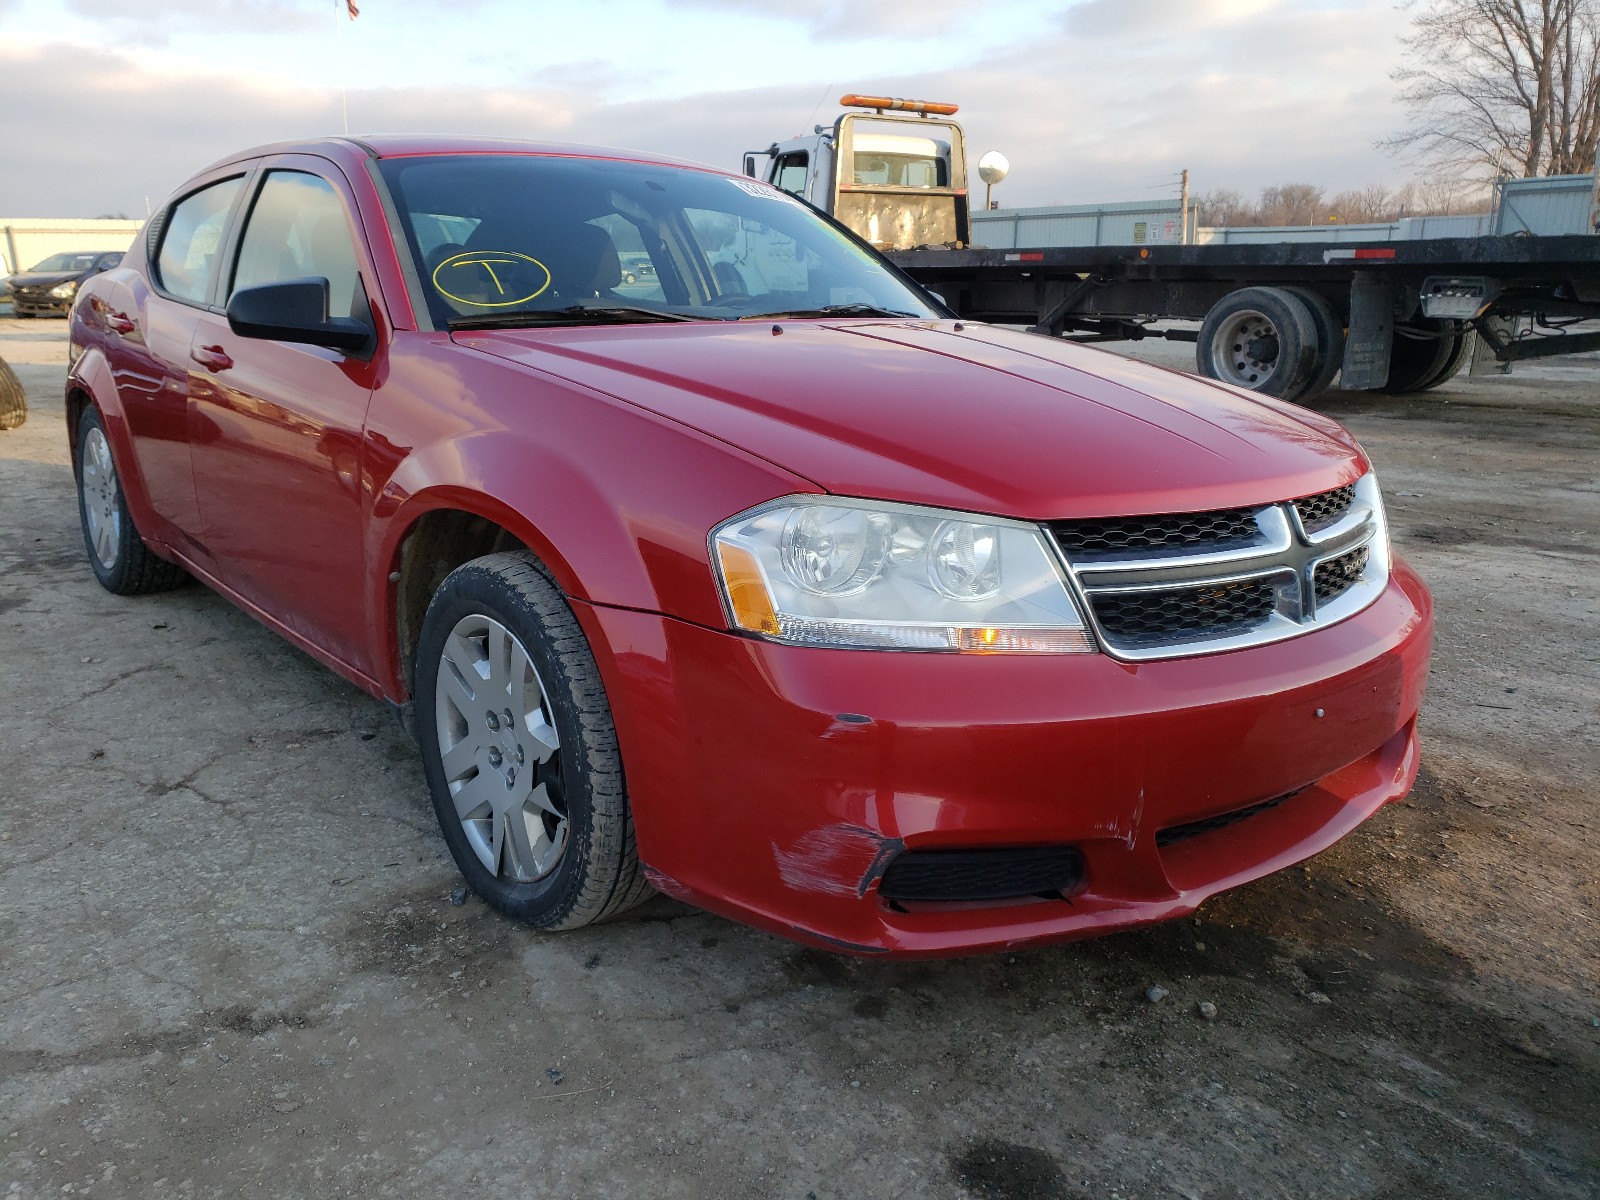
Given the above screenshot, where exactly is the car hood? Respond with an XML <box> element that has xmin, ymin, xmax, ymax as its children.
<box><xmin>8</xmin><ymin>271</ymin><xmax>81</xmax><ymax>288</ymax></box>
<box><xmin>452</xmin><ymin>319</ymin><xmax>1366</xmax><ymax>519</ymax></box>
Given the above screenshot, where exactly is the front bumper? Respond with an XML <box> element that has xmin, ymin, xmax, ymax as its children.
<box><xmin>578</xmin><ymin>558</ymin><xmax>1432</xmax><ymax>957</ymax></box>
<box><xmin>9</xmin><ymin>291</ymin><xmax>72</xmax><ymax>315</ymax></box>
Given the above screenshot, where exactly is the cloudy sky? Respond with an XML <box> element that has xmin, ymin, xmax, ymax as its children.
<box><xmin>0</xmin><ymin>0</ymin><xmax>1416</xmax><ymax>217</ymax></box>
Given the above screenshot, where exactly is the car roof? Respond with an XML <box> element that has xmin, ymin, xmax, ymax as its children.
<box><xmin>194</xmin><ymin>135</ymin><xmax>720</xmax><ymax>177</ymax></box>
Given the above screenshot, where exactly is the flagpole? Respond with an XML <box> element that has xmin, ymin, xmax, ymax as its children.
<box><xmin>335</xmin><ymin>0</ymin><xmax>349</xmax><ymax>135</ymax></box>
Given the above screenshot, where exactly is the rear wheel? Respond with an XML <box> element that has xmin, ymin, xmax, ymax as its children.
<box><xmin>0</xmin><ymin>357</ymin><xmax>26</xmax><ymax>430</ymax></box>
<box><xmin>74</xmin><ymin>406</ymin><xmax>187</xmax><ymax>594</ymax></box>
<box><xmin>416</xmin><ymin>551</ymin><xmax>651</xmax><ymax>929</ymax></box>
<box><xmin>1283</xmin><ymin>287</ymin><xmax>1346</xmax><ymax>402</ymax></box>
<box><xmin>1411</xmin><ymin>330</ymin><xmax>1474</xmax><ymax>392</ymax></box>
<box><xmin>1196</xmin><ymin>287</ymin><xmax>1319</xmax><ymax>402</ymax></box>
<box><xmin>1381</xmin><ymin>319</ymin><xmax>1457</xmax><ymax>394</ymax></box>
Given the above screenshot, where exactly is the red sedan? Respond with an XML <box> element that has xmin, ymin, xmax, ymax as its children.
<box><xmin>66</xmin><ymin>136</ymin><xmax>1431</xmax><ymax>956</ymax></box>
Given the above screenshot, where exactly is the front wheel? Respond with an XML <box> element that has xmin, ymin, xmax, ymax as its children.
<box><xmin>416</xmin><ymin>551</ymin><xmax>651</xmax><ymax>929</ymax></box>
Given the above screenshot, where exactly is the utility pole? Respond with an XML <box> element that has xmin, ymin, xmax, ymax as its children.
<box><xmin>1180</xmin><ymin>168</ymin><xmax>1191</xmax><ymax>243</ymax></box>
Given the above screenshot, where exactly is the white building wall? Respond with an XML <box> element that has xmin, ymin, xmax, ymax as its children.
<box><xmin>2</xmin><ymin>218</ymin><xmax>145</xmax><ymax>277</ymax></box>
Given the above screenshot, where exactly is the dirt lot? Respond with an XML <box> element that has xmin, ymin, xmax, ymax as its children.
<box><xmin>0</xmin><ymin>316</ymin><xmax>1595</xmax><ymax>1200</ymax></box>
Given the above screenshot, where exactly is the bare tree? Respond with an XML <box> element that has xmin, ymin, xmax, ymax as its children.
<box><xmin>1194</xmin><ymin>188</ymin><xmax>1250</xmax><ymax>226</ymax></box>
<box><xmin>1409</xmin><ymin>175</ymin><xmax>1496</xmax><ymax>211</ymax></box>
<box><xmin>1383</xmin><ymin>0</ymin><xmax>1600</xmax><ymax>179</ymax></box>
<box><xmin>1329</xmin><ymin>183</ymin><xmax>1401</xmax><ymax>222</ymax></box>
<box><xmin>1255</xmin><ymin>184</ymin><xmax>1327</xmax><ymax>226</ymax></box>
<box><xmin>1194</xmin><ymin>178</ymin><xmax>1495</xmax><ymax>229</ymax></box>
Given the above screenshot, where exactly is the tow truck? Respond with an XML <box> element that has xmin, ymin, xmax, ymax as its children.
<box><xmin>744</xmin><ymin>94</ymin><xmax>1600</xmax><ymax>404</ymax></box>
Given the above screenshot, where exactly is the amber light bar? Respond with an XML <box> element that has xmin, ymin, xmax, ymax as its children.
<box><xmin>839</xmin><ymin>94</ymin><xmax>960</xmax><ymax>116</ymax></box>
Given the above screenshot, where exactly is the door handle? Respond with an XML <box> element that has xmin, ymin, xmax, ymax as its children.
<box><xmin>190</xmin><ymin>344</ymin><xmax>234</xmax><ymax>372</ymax></box>
<box><xmin>106</xmin><ymin>310</ymin><xmax>135</xmax><ymax>334</ymax></box>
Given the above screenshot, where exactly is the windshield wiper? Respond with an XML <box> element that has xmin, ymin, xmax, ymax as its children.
<box><xmin>448</xmin><ymin>304</ymin><xmax>704</xmax><ymax>331</ymax></box>
<box><xmin>736</xmin><ymin>303</ymin><xmax>922</xmax><ymax>321</ymax></box>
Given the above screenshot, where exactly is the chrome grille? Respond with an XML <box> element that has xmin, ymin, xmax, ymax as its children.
<box><xmin>1315</xmin><ymin>545</ymin><xmax>1369</xmax><ymax>602</ymax></box>
<box><xmin>1051</xmin><ymin>506</ymin><xmax>1260</xmax><ymax>557</ymax></box>
<box><xmin>1052</xmin><ymin>476</ymin><xmax>1388</xmax><ymax>661</ymax></box>
<box><xmin>1091</xmin><ymin>577</ymin><xmax>1276</xmax><ymax>646</ymax></box>
<box><xmin>1294</xmin><ymin>484</ymin><xmax>1355</xmax><ymax>533</ymax></box>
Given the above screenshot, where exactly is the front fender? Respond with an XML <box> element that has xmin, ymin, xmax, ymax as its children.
<box><xmin>364</xmin><ymin>339</ymin><xmax>815</xmax><ymax>698</ymax></box>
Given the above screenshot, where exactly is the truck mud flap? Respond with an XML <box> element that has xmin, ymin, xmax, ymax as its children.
<box><xmin>1340</xmin><ymin>273</ymin><xmax>1395</xmax><ymax>390</ymax></box>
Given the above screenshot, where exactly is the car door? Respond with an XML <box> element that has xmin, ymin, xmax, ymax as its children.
<box><xmin>114</xmin><ymin>170</ymin><xmax>251</xmax><ymax>556</ymax></box>
<box><xmin>186</xmin><ymin>159</ymin><xmax>384</xmax><ymax>673</ymax></box>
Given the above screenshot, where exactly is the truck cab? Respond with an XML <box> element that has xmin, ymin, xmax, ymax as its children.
<box><xmin>744</xmin><ymin>95</ymin><xmax>970</xmax><ymax>251</ymax></box>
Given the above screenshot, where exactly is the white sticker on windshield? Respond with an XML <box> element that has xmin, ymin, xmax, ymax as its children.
<box><xmin>729</xmin><ymin>177</ymin><xmax>793</xmax><ymax>201</ymax></box>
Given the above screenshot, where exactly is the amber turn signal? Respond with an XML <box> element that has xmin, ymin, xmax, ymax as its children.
<box><xmin>717</xmin><ymin>543</ymin><xmax>781</xmax><ymax>635</ymax></box>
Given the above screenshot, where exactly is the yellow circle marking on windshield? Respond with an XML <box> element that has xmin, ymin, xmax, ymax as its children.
<box><xmin>432</xmin><ymin>250</ymin><xmax>551</xmax><ymax>307</ymax></box>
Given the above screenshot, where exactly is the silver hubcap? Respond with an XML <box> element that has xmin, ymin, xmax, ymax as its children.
<box><xmin>1210</xmin><ymin>308</ymin><xmax>1280</xmax><ymax>388</ymax></box>
<box><xmin>434</xmin><ymin>614</ymin><xmax>566</xmax><ymax>882</ymax></box>
<box><xmin>81</xmin><ymin>427</ymin><xmax>121</xmax><ymax>570</ymax></box>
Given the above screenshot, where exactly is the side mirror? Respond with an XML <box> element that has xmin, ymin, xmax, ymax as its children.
<box><xmin>743</xmin><ymin>154</ymin><xmax>758</xmax><ymax>179</ymax></box>
<box><xmin>227</xmin><ymin>278</ymin><xmax>373</xmax><ymax>355</ymax></box>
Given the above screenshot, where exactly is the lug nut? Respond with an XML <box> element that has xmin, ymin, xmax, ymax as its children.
<box><xmin>486</xmin><ymin>711</ymin><xmax>500</xmax><ymax>732</ymax></box>
<box><xmin>515</xmin><ymin>745</ymin><xmax>525</xmax><ymax>764</ymax></box>
<box><xmin>503</xmin><ymin>708</ymin><xmax>516</xmax><ymax>729</ymax></box>
<box><xmin>488</xmin><ymin>747</ymin><xmax>502</xmax><ymax>768</ymax></box>
<box><xmin>505</xmin><ymin>768</ymin><xmax>517</xmax><ymax>788</ymax></box>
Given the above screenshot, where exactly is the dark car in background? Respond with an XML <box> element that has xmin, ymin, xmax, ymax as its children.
<box><xmin>7</xmin><ymin>251</ymin><xmax>125</xmax><ymax>317</ymax></box>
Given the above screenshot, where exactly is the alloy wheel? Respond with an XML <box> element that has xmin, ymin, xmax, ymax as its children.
<box><xmin>80</xmin><ymin>426</ymin><xmax>122</xmax><ymax>570</ymax></box>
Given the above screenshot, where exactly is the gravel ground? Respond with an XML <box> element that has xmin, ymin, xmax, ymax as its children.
<box><xmin>1</xmin><ymin>316</ymin><xmax>1595</xmax><ymax>1199</ymax></box>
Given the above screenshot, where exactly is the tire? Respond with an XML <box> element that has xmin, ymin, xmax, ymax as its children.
<box><xmin>1196</xmin><ymin>286</ymin><xmax>1320</xmax><ymax>402</ymax></box>
<box><xmin>1381</xmin><ymin>319</ymin><xmax>1456</xmax><ymax>394</ymax></box>
<box><xmin>1283</xmin><ymin>287</ymin><xmax>1346</xmax><ymax>402</ymax></box>
<box><xmin>623</xmin><ymin>272</ymin><xmax>637</xmax><ymax>285</ymax></box>
<box><xmin>0</xmin><ymin>357</ymin><xmax>26</xmax><ymax>430</ymax></box>
<box><xmin>1411</xmin><ymin>330</ymin><xmax>1474</xmax><ymax>393</ymax></box>
<box><xmin>16</xmin><ymin>308</ymin><xmax>37</xmax><ymax>319</ymax></box>
<box><xmin>416</xmin><ymin>551</ymin><xmax>651</xmax><ymax>929</ymax></box>
<box><xmin>74</xmin><ymin>405</ymin><xmax>188</xmax><ymax>594</ymax></box>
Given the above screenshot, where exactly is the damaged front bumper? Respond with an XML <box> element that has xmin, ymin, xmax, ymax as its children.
<box><xmin>577</xmin><ymin>559</ymin><xmax>1433</xmax><ymax>957</ymax></box>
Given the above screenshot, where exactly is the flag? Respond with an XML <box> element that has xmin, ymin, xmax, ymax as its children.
<box><xmin>345</xmin><ymin>0</ymin><xmax>359</xmax><ymax>18</ymax></box>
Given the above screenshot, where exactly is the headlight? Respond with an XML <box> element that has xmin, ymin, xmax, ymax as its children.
<box><xmin>710</xmin><ymin>496</ymin><xmax>1095</xmax><ymax>653</ymax></box>
<box><xmin>49</xmin><ymin>281</ymin><xmax>78</xmax><ymax>299</ymax></box>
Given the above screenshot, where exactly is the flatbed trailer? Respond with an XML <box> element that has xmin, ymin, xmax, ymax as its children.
<box><xmin>886</xmin><ymin>234</ymin><xmax>1600</xmax><ymax>402</ymax></box>
<box><xmin>749</xmin><ymin>95</ymin><xmax>1600</xmax><ymax>404</ymax></box>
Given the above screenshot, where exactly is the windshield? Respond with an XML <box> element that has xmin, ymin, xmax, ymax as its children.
<box><xmin>376</xmin><ymin>153</ymin><xmax>943</xmax><ymax>327</ymax></box>
<box><xmin>28</xmin><ymin>252</ymin><xmax>101</xmax><ymax>273</ymax></box>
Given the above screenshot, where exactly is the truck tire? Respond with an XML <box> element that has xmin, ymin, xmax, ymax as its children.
<box><xmin>1283</xmin><ymin>287</ymin><xmax>1346</xmax><ymax>401</ymax></box>
<box><xmin>1196</xmin><ymin>287</ymin><xmax>1319</xmax><ymax>403</ymax></box>
<box><xmin>0</xmin><ymin>357</ymin><xmax>26</xmax><ymax>430</ymax></box>
<box><xmin>1381</xmin><ymin>320</ymin><xmax>1456</xmax><ymax>393</ymax></box>
<box><xmin>1411</xmin><ymin>330</ymin><xmax>1474</xmax><ymax>393</ymax></box>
